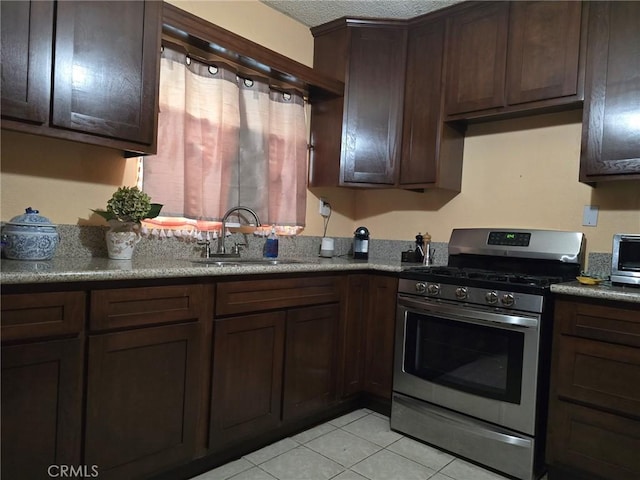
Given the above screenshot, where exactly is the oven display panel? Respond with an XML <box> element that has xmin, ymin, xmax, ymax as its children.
<box><xmin>488</xmin><ymin>231</ymin><xmax>531</xmax><ymax>247</ymax></box>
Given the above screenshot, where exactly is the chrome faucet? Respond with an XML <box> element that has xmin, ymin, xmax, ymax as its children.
<box><xmin>216</xmin><ymin>206</ymin><xmax>262</xmax><ymax>256</ymax></box>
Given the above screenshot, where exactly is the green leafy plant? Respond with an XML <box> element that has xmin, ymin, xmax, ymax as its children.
<box><xmin>92</xmin><ymin>186</ymin><xmax>162</xmax><ymax>224</ymax></box>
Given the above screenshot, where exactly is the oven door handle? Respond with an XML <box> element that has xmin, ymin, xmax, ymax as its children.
<box><xmin>398</xmin><ymin>295</ymin><xmax>539</xmax><ymax>328</ymax></box>
<box><xmin>393</xmin><ymin>394</ymin><xmax>532</xmax><ymax>448</ymax></box>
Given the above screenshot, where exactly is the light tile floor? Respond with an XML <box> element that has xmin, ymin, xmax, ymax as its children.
<box><xmin>192</xmin><ymin>409</ymin><xmax>541</xmax><ymax>480</ymax></box>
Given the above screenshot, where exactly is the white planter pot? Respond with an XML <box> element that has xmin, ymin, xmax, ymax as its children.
<box><xmin>105</xmin><ymin>223</ymin><xmax>141</xmax><ymax>260</ymax></box>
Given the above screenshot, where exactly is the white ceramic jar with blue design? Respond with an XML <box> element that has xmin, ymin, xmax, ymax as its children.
<box><xmin>2</xmin><ymin>207</ymin><xmax>59</xmax><ymax>260</ymax></box>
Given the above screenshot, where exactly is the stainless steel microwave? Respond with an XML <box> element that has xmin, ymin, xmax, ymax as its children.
<box><xmin>611</xmin><ymin>234</ymin><xmax>640</xmax><ymax>286</ymax></box>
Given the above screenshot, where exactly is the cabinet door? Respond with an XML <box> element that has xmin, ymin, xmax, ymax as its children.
<box><xmin>445</xmin><ymin>2</ymin><xmax>509</xmax><ymax>116</ymax></box>
<box><xmin>209</xmin><ymin>312</ymin><xmax>286</xmax><ymax>450</ymax></box>
<box><xmin>1</xmin><ymin>339</ymin><xmax>83</xmax><ymax>480</ymax></box>
<box><xmin>308</xmin><ymin>26</ymin><xmax>348</xmax><ymax>188</ymax></box>
<box><xmin>580</xmin><ymin>1</ymin><xmax>640</xmax><ymax>182</ymax></box>
<box><xmin>507</xmin><ymin>1</ymin><xmax>582</xmax><ymax>106</ymax></box>
<box><xmin>400</xmin><ymin>19</ymin><xmax>444</xmax><ymax>186</ymax></box>
<box><xmin>283</xmin><ymin>304</ymin><xmax>339</xmax><ymax>420</ymax></box>
<box><xmin>339</xmin><ymin>275</ymin><xmax>368</xmax><ymax>397</ymax></box>
<box><xmin>363</xmin><ymin>276</ymin><xmax>398</xmax><ymax>399</ymax></box>
<box><xmin>400</xmin><ymin>17</ymin><xmax>464</xmax><ymax>191</ymax></box>
<box><xmin>341</xmin><ymin>26</ymin><xmax>407</xmax><ymax>185</ymax></box>
<box><xmin>547</xmin><ymin>400</ymin><xmax>640</xmax><ymax>480</ymax></box>
<box><xmin>85</xmin><ymin>323</ymin><xmax>202</xmax><ymax>479</ymax></box>
<box><xmin>51</xmin><ymin>1</ymin><xmax>161</xmax><ymax>145</ymax></box>
<box><xmin>0</xmin><ymin>1</ymin><xmax>53</xmax><ymax>124</ymax></box>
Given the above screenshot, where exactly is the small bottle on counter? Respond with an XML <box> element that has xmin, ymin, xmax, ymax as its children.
<box><xmin>415</xmin><ymin>233</ymin><xmax>425</xmax><ymax>263</ymax></box>
<box><xmin>423</xmin><ymin>232</ymin><xmax>433</xmax><ymax>266</ymax></box>
<box><xmin>264</xmin><ymin>227</ymin><xmax>279</xmax><ymax>258</ymax></box>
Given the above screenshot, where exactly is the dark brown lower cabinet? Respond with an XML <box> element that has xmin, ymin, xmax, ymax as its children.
<box><xmin>1</xmin><ymin>338</ymin><xmax>83</xmax><ymax>480</ymax></box>
<box><xmin>283</xmin><ymin>304</ymin><xmax>339</xmax><ymax>420</ymax></box>
<box><xmin>363</xmin><ymin>275</ymin><xmax>398</xmax><ymax>399</ymax></box>
<box><xmin>547</xmin><ymin>297</ymin><xmax>640</xmax><ymax>480</ymax></box>
<box><xmin>1</xmin><ymin>273</ymin><xmax>398</xmax><ymax>480</ymax></box>
<box><xmin>339</xmin><ymin>275</ymin><xmax>369</xmax><ymax>397</ymax></box>
<box><xmin>210</xmin><ymin>303</ymin><xmax>339</xmax><ymax>449</ymax></box>
<box><xmin>85</xmin><ymin>322</ymin><xmax>203</xmax><ymax>480</ymax></box>
<box><xmin>209</xmin><ymin>312</ymin><xmax>286</xmax><ymax>450</ymax></box>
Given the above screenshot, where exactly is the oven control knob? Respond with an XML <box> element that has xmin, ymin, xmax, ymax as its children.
<box><xmin>485</xmin><ymin>291</ymin><xmax>498</xmax><ymax>305</ymax></box>
<box><xmin>501</xmin><ymin>293</ymin><xmax>515</xmax><ymax>307</ymax></box>
<box><xmin>427</xmin><ymin>283</ymin><xmax>440</xmax><ymax>296</ymax></box>
<box><xmin>455</xmin><ymin>287</ymin><xmax>468</xmax><ymax>300</ymax></box>
<box><xmin>415</xmin><ymin>282</ymin><xmax>427</xmax><ymax>294</ymax></box>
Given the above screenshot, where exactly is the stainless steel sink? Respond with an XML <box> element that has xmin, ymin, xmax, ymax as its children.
<box><xmin>190</xmin><ymin>258</ymin><xmax>306</xmax><ymax>266</ymax></box>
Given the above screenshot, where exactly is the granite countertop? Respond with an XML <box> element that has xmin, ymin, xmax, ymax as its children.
<box><xmin>0</xmin><ymin>256</ymin><xmax>404</xmax><ymax>285</ymax></box>
<box><xmin>551</xmin><ymin>281</ymin><xmax>640</xmax><ymax>304</ymax></box>
<box><xmin>4</xmin><ymin>256</ymin><xmax>639</xmax><ymax>304</ymax></box>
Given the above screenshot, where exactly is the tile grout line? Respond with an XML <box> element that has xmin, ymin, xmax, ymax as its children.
<box><xmin>214</xmin><ymin>410</ymin><xmax>513</xmax><ymax>480</ymax></box>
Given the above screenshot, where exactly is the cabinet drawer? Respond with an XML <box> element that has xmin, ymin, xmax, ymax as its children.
<box><xmin>90</xmin><ymin>285</ymin><xmax>205</xmax><ymax>331</ymax></box>
<box><xmin>555</xmin><ymin>299</ymin><xmax>640</xmax><ymax>347</ymax></box>
<box><xmin>547</xmin><ymin>400</ymin><xmax>640</xmax><ymax>480</ymax></box>
<box><xmin>1</xmin><ymin>291</ymin><xmax>85</xmax><ymax>342</ymax></box>
<box><xmin>216</xmin><ymin>276</ymin><xmax>341</xmax><ymax>316</ymax></box>
<box><xmin>556</xmin><ymin>335</ymin><xmax>640</xmax><ymax>419</ymax></box>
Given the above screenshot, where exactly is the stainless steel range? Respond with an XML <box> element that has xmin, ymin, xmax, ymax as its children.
<box><xmin>391</xmin><ymin>228</ymin><xmax>585</xmax><ymax>480</ymax></box>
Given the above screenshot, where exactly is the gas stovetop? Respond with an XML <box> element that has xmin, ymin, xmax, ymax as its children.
<box><xmin>401</xmin><ymin>266</ymin><xmax>564</xmax><ymax>289</ymax></box>
<box><xmin>399</xmin><ymin>267</ymin><xmax>563</xmax><ymax>303</ymax></box>
<box><xmin>399</xmin><ymin>228</ymin><xmax>586</xmax><ymax>307</ymax></box>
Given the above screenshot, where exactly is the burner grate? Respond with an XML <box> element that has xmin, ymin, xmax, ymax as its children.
<box><xmin>402</xmin><ymin>266</ymin><xmax>566</xmax><ymax>289</ymax></box>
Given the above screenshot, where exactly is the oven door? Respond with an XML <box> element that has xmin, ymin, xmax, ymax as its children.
<box><xmin>394</xmin><ymin>294</ymin><xmax>541</xmax><ymax>435</ymax></box>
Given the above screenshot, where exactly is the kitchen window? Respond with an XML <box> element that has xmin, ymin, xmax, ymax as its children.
<box><xmin>140</xmin><ymin>46</ymin><xmax>308</xmax><ymax>239</ymax></box>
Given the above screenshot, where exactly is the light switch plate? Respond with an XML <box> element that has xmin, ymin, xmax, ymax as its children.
<box><xmin>582</xmin><ymin>205</ymin><xmax>599</xmax><ymax>226</ymax></box>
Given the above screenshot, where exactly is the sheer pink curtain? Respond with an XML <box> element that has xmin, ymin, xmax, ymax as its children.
<box><xmin>142</xmin><ymin>47</ymin><xmax>307</xmax><ymax>237</ymax></box>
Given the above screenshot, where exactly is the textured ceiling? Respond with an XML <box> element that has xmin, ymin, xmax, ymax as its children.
<box><xmin>260</xmin><ymin>0</ymin><xmax>465</xmax><ymax>28</ymax></box>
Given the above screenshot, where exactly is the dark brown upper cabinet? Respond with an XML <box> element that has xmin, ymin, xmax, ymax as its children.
<box><xmin>51</xmin><ymin>1</ymin><xmax>161</xmax><ymax>147</ymax></box>
<box><xmin>507</xmin><ymin>1</ymin><xmax>583</xmax><ymax>106</ymax></box>
<box><xmin>445</xmin><ymin>2</ymin><xmax>509</xmax><ymax>116</ymax></box>
<box><xmin>1</xmin><ymin>0</ymin><xmax>162</xmax><ymax>155</ymax></box>
<box><xmin>445</xmin><ymin>1</ymin><xmax>585</xmax><ymax>121</ymax></box>
<box><xmin>310</xmin><ymin>18</ymin><xmax>463</xmax><ymax>191</ymax></box>
<box><xmin>400</xmin><ymin>16</ymin><xmax>464</xmax><ymax>190</ymax></box>
<box><xmin>310</xmin><ymin>21</ymin><xmax>408</xmax><ymax>188</ymax></box>
<box><xmin>579</xmin><ymin>1</ymin><xmax>640</xmax><ymax>184</ymax></box>
<box><xmin>0</xmin><ymin>1</ymin><xmax>54</xmax><ymax>125</ymax></box>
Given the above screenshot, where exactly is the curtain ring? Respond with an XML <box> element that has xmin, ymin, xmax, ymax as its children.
<box><xmin>185</xmin><ymin>56</ymin><xmax>191</xmax><ymax>66</ymax></box>
<box><xmin>208</xmin><ymin>65</ymin><xmax>218</xmax><ymax>75</ymax></box>
<box><xmin>243</xmin><ymin>78</ymin><xmax>254</xmax><ymax>87</ymax></box>
<box><xmin>283</xmin><ymin>92</ymin><xmax>291</xmax><ymax>101</ymax></box>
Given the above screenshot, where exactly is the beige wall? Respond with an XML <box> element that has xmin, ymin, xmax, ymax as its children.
<box><xmin>355</xmin><ymin>110</ymin><xmax>640</xmax><ymax>253</ymax></box>
<box><xmin>1</xmin><ymin>0</ymin><xmax>638</xmax><ymax>258</ymax></box>
<box><xmin>1</xmin><ymin>130</ymin><xmax>139</xmax><ymax>225</ymax></box>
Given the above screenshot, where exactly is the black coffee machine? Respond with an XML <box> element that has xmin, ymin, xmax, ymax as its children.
<box><xmin>353</xmin><ymin>226</ymin><xmax>369</xmax><ymax>260</ymax></box>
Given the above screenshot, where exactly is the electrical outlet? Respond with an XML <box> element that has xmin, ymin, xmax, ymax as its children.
<box><xmin>582</xmin><ymin>205</ymin><xmax>599</xmax><ymax>226</ymax></box>
<box><xmin>319</xmin><ymin>199</ymin><xmax>331</xmax><ymax>217</ymax></box>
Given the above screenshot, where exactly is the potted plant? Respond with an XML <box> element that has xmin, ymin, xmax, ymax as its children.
<box><xmin>92</xmin><ymin>186</ymin><xmax>162</xmax><ymax>259</ymax></box>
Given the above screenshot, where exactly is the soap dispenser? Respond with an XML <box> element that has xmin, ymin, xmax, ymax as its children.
<box><xmin>264</xmin><ymin>227</ymin><xmax>279</xmax><ymax>258</ymax></box>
